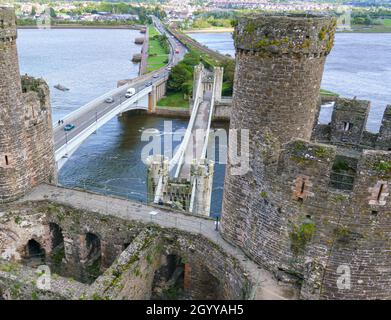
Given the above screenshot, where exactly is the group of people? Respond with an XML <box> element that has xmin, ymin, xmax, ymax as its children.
<box><xmin>58</xmin><ymin>120</ymin><xmax>64</xmax><ymax>126</ymax></box>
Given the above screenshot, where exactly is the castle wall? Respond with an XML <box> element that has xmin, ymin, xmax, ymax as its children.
<box><xmin>313</xmin><ymin>99</ymin><xmax>391</xmax><ymax>151</ymax></box>
<box><xmin>222</xmin><ymin>13</ymin><xmax>391</xmax><ymax>299</ymax></box>
<box><xmin>22</xmin><ymin>76</ymin><xmax>57</xmax><ymax>187</ymax></box>
<box><xmin>377</xmin><ymin>105</ymin><xmax>391</xmax><ymax>150</ymax></box>
<box><xmin>0</xmin><ymin>7</ymin><xmax>29</xmax><ymax>201</ymax></box>
<box><xmin>222</xmin><ymin>13</ymin><xmax>337</xmax><ymax>280</ymax></box>
<box><xmin>0</xmin><ymin>200</ymin><xmax>252</xmax><ymax>300</ymax></box>
<box><xmin>0</xmin><ymin>7</ymin><xmax>56</xmax><ymax>202</ymax></box>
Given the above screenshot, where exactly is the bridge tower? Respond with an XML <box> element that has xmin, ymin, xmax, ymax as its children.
<box><xmin>221</xmin><ymin>14</ymin><xmax>336</xmax><ymax>263</ymax></box>
<box><xmin>0</xmin><ymin>6</ymin><xmax>56</xmax><ymax>202</ymax></box>
<box><xmin>0</xmin><ymin>6</ymin><xmax>30</xmax><ymax>201</ymax></box>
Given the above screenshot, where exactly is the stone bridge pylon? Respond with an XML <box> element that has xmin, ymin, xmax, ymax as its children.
<box><xmin>146</xmin><ymin>64</ymin><xmax>224</xmax><ymax>216</ymax></box>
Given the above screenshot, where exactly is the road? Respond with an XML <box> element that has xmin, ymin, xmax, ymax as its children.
<box><xmin>54</xmin><ymin>16</ymin><xmax>187</xmax><ymax>156</ymax></box>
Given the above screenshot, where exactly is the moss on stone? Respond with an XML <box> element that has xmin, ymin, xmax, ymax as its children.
<box><xmin>373</xmin><ymin>160</ymin><xmax>391</xmax><ymax>175</ymax></box>
<box><xmin>289</xmin><ymin>221</ymin><xmax>316</xmax><ymax>255</ymax></box>
<box><xmin>244</xmin><ymin>21</ymin><xmax>256</xmax><ymax>34</ymax></box>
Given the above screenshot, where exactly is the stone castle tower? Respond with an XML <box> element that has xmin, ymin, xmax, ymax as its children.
<box><xmin>222</xmin><ymin>13</ymin><xmax>391</xmax><ymax>299</ymax></box>
<box><xmin>0</xmin><ymin>6</ymin><xmax>56</xmax><ymax>202</ymax></box>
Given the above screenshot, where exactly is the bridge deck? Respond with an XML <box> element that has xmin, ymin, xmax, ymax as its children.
<box><xmin>53</xmin><ymin>84</ymin><xmax>144</xmax><ymax>151</ymax></box>
<box><xmin>179</xmin><ymin>91</ymin><xmax>213</xmax><ymax>179</ymax></box>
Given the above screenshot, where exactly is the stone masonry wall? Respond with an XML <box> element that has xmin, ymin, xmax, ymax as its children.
<box><xmin>0</xmin><ymin>7</ymin><xmax>56</xmax><ymax>202</ymax></box>
<box><xmin>0</xmin><ymin>200</ymin><xmax>252</xmax><ymax>300</ymax></box>
<box><xmin>0</xmin><ymin>7</ymin><xmax>29</xmax><ymax>201</ymax></box>
<box><xmin>222</xmin><ymin>13</ymin><xmax>337</xmax><ymax>284</ymax></box>
<box><xmin>222</xmin><ymin>13</ymin><xmax>391</xmax><ymax>299</ymax></box>
<box><xmin>22</xmin><ymin>76</ymin><xmax>57</xmax><ymax>187</ymax></box>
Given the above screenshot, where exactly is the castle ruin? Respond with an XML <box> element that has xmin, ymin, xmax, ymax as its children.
<box><xmin>222</xmin><ymin>13</ymin><xmax>391</xmax><ymax>299</ymax></box>
<box><xmin>0</xmin><ymin>6</ymin><xmax>56</xmax><ymax>202</ymax></box>
<box><xmin>1</xmin><ymin>6</ymin><xmax>391</xmax><ymax>300</ymax></box>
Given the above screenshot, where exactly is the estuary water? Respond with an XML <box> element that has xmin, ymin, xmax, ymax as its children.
<box><xmin>17</xmin><ymin>28</ymin><xmax>226</xmax><ymax>215</ymax></box>
<box><xmin>17</xmin><ymin>29</ymin><xmax>391</xmax><ymax>215</ymax></box>
<box><xmin>189</xmin><ymin>32</ymin><xmax>391</xmax><ymax>132</ymax></box>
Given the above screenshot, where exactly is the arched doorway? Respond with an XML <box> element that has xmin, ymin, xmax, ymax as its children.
<box><xmin>49</xmin><ymin>223</ymin><xmax>64</xmax><ymax>250</ymax></box>
<box><xmin>49</xmin><ymin>223</ymin><xmax>65</xmax><ymax>271</ymax></box>
<box><xmin>151</xmin><ymin>254</ymin><xmax>185</xmax><ymax>299</ymax></box>
<box><xmin>84</xmin><ymin>232</ymin><xmax>102</xmax><ymax>283</ymax></box>
<box><xmin>85</xmin><ymin>232</ymin><xmax>101</xmax><ymax>261</ymax></box>
<box><xmin>24</xmin><ymin>239</ymin><xmax>45</xmax><ymax>267</ymax></box>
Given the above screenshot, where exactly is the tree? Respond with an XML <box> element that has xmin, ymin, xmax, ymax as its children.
<box><xmin>167</xmin><ymin>65</ymin><xmax>192</xmax><ymax>93</ymax></box>
<box><xmin>31</xmin><ymin>6</ymin><xmax>36</xmax><ymax>17</ymax></box>
<box><xmin>49</xmin><ymin>7</ymin><xmax>57</xmax><ymax>19</ymax></box>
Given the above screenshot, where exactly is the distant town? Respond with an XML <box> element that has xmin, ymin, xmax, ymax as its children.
<box><xmin>11</xmin><ymin>0</ymin><xmax>391</xmax><ymax>33</ymax></box>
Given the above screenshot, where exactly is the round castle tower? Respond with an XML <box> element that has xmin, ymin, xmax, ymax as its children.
<box><xmin>221</xmin><ymin>14</ymin><xmax>338</xmax><ymax>297</ymax></box>
<box><xmin>231</xmin><ymin>13</ymin><xmax>336</xmax><ymax>144</ymax></box>
<box><xmin>0</xmin><ymin>6</ymin><xmax>29</xmax><ymax>201</ymax></box>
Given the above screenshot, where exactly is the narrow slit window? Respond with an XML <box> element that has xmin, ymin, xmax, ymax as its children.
<box><xmin>343</xmin><ymin>122</ymin><xmax>353</xmax><ymax>131</ymax></box>
<box><xmin>377</xmin><ymin>184</ymin><xmax>384</xmax><ymax>202</ymax></box>
<box><xmin>300</xmin><ymin>181</ymin><xmax>305</xmax><ymax>194</ymax></box>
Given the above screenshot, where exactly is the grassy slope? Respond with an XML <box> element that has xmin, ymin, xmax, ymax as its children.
<box><xmin>147</xmin><ymin>25</ymin><xmax>168</xmax><ymax>72</ymax></box>
<box><xmin>157</xmin><ymin>92</ymin><xmax>189</xmax><ymax>108</ymax></box>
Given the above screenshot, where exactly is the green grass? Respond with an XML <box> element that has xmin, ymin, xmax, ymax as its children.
<box><xmin>349</xmin><ymin>24</ymin><xmax>391</xmax><ymax>33</ymax></box>
<box><xmin>148</xmin><ymin>25</ymin><xmax>160</xmax><ymax>37</ymax></box>
<box><xmin>383</xmin><ymin>19</ymin><xmax>391</xmax><ymax>26</ymax></box>
<box><xmin>147</xmin><ymin>25</ymin><xmax>168</xmax><ymax>72</ymax></box>
<box><xmin>157</xmin><ymin>91</ymin><xmax>189</xmax><ymax>108</ymax></box>
<box><xmin>320</xmin><ymin>89</ymin><xmax>339</xmax><ymax>97</ymax></box>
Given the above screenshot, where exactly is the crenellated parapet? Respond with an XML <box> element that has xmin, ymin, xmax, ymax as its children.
<box><xmin>313</xmin><ymin>98</ymin><xmax>391</xmax><ymax>151</ymax></box>
<box><xmin>0</xmin><ymin>6</ymin><xmax>17</xmax><ymax>42</ymax></box>
<box><xmin>233</xmin><ymin>13</ymin><xmax>336</xmax><ymax>57</ymax></box>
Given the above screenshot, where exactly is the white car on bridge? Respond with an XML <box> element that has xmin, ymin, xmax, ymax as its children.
<box><xmin>125</xmin><ymin>88</ymin><xmax>136</xmax><ymax>98</ymax></box>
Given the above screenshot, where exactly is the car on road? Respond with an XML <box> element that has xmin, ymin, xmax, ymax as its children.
<box><xmin>167</xmin><ymin>66</ymin><xmax>172</xmax><ymax>71</ymax></box>
<box><xmin>145</xmin><ymin>81</ymin><xmax>153</xmax><ymax>87</ymax></box>
<box><xmin>64</xmin><ymin>124</ymin><xmax>75</xmax><ymax>131</ymax></box>
<box><xmin>125</xmin><ymin>88</ymin><xmax>136</xmax><ymax>98</ymax></box>
<box><xmin>153</xmin><ymin>74</ymin><xmax>159</xmax><ymax>78</ymax></box>
<box><xmin>105</xmin><ymin>97</ymin><xmax>114</xmax><ymax>103</ymax></box>
<box><xmin>175</xmin><ymin>48</ymin><xmax>180</xmax><ymax>54</ymax></box>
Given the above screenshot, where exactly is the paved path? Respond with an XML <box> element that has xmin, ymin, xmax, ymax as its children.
<box><xmin>21</xmin><ymin>184</ymin><xmax>297</xmax><ymax>300</ymax></box>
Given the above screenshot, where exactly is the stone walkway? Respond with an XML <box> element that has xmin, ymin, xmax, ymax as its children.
<box><xmin>21</xmin><ymin>184</ymin><xmax>297</xmax><ymax>300</ymax></box>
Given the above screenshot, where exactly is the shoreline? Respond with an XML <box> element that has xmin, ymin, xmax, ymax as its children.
<box><xmin>185</xmin><ymin>28</ymin><xmax>234</xmax><ymax>33</ymax></box>
<box><xmin>17</xmin><ymin>24</ymin><xmax>144</xmax><ymax>30</ymax></box>
<box><xmin>184</xmin><ymin>27</ymin><xmax>391</xmax><ymax>34</ymax></box>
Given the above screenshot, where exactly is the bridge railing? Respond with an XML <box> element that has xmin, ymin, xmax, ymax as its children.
<box><xmin>171</xmin><ymin>69</ymin><xmax>204</xmax><ymax>177</ymax></box>
<box><xmin>55</xmin><ymin>86</ymin><xmax>152</xmax><ymax>166</ymax></box>
<box><xmin>188</xmin><ymin>69</ymin><xmax>218</xmax><ymax>214</ymax></box>
<box><xmin>152</xmin><ymin>67</ymin><xmax>203</xmax><ymax>204</ymax></box>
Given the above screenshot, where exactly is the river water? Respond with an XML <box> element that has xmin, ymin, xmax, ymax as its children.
<box><xmin>17</xmin><ymin>29</ymin><xmax>391</xmax><ymax>216</ymax></box>
<box><xmin>189</xmin><ymin>32</ymin><xmax>391</xmax><ymax>132</ymax></box>
<box><xmin>17</xmin><ymin>28</ymin><xmax>226</xmax><ymax>215</ymax></box>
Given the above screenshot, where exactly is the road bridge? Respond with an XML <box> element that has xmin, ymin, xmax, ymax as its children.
<box><xmin>54</xmin><ymin>17</ymin><xmax>187</xmax><ymax>171</ymax></box>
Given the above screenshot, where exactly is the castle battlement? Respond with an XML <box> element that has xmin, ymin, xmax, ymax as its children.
<box><xmin>233</xmin><ymin>13</ymin><xmax>336</xmax><ymax>57</ymax></box>
<box><xmin>0</xmin><ymin>6</ymin><xmax>17</xmax><ymax>41</ymax></box>
<box><xmin>313</xmin><ymin>97</ymin><xmax>391</xmax><ymax>151</ymax></box>
<box><xmin>273</xmin><ymin>138</ymin><xmax>391</xmax><ymax>202</ymax></box>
